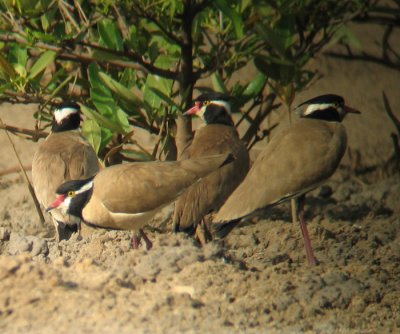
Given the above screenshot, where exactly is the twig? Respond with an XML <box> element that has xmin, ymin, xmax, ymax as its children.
<box><xmin>325</xmin><ymin>51</ymin><xmax>400</xmax><ymax>70</ymax></box>
<box><xmin>0</xmin><ymin>164</ymin><xmax>31</xmax><ymax>177</ymax></box>
<box><xmin>152</xmin><ymin>109</ymin><xmax>168</xmax><ymax>158</ymax></box>
<box><xmin>0</xmin><ymin>118</ymin><xmax>45</xmax><ymax>226</ymax></box>
<box><xmin>241</xmin><ymin>93</ymin><xmax>277</xmax><ymax>147</ymax></box>
<box><xmin>382</xmin><ymin>91</ymin><xmax>400</xmax><ymax>135</ymax></box>
<box><xmin>0</xmin><ymin>123</ymin><xmax>48</xmax><ymax>141</ymax></box>
<box><xmin>383</xmin><ymin>91</ymin><xmax>400</xmax><ymax>160</ymax></box>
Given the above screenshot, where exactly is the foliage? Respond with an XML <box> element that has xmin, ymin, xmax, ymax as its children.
<box><xmin>0</xmin><ymin>0</ymin><xmax>370</xmax><ymax>162</ymax></box>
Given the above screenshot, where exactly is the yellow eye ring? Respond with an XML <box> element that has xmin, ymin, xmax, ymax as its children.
<box><xmin>203</xmin><ymin>100</ymin><xmax>210</xmax><ymax>106</ymax></box>
<box><xmin>68</xmin><ymin>191</ymin><xmax>75</xmax><ymax>197</ymax></box>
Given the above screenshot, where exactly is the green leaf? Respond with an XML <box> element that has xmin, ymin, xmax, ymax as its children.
<box><xmin>215</xmin><ymin>0</ymin><xmax>244</xmax><ymax>38</ymax></box>
<box><xmin>242</xmin><ymin>72</ymin><xmax>267</xmax><ymax>98</ymax></box>
<box><xmin>254</xmin><ymin>56</ymin><xmax>295</xmax><ymax>86</ymax></box>
<box><xmin>98</xmin><ymin>72</ymin><xmax>142</xmax><ymax>107</ymax></box>
<box><xmin>88</xmin><ymin>63</ymin><xmax>111</xmax><ymax>95</ymax></box>
<box><xmin>149</xmin><ymin>87</ymin><xmax>179</xmax><ymax>110</ymax></box>
<box><xmin>211</xmin><ymin>72</ymin><xmax>227</xmax><ymax>93</ymax></box>
<box><xmin>333</xmin><ymin>25</ymin><xmax>362</xmax><ymax>50</ymax></box>
<box><xmin>0</xmin><ymin>53</ymin><xmax>16</xmax><ymax>80</ymax></box>
<box><xmin>143</xmin><ymin>55</ymin><xmax>174</xmax><ymax>110</ymax></box>
<box><xmin>80</xmin><ymin>104</ymin><xmax>124</xmax><ymax>133</ymax></box>
<box><xmin>99</xmin><ymin>127</ymin><xmax>113</xmax><ymax>153</ymax></box>
<box><xmin>82</xmin><ymin>119</ymin><xmax>102</xmax><ymax>154</ymax></box>
<box><xmin>8</xmin><ymin>45</ymin><xmax>28</xmax><ymax>68</ymax></box>
<box><xmin>120</xmin><ymin>149</ymin><xmax>154</xmax><ymax>162</ymax></box>
<box><xmin>90</xmin><ymin>88</ymin><xmax>114</xmax><ymax>116</ymax></box>
<box><xmin>98</xmin><ymin>19</ymin><xmax>123</xmax><ymax>51</ymax></box>
<box><xmin>27</xmin><ymin>50</ymin><xmax>56</xmax><ymax>80</ymax></box>
<box><xmin>116</xmin><ymin>108</ymin><xmax>130</xmax><ymax>132</ymax></box>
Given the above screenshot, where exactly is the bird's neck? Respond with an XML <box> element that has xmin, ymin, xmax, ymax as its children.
<box><xmin>52</xmin><ymin>114</ymin><xmax>81</xmax><ymax>132</ymax></box>
<box><xmin>204</xmin><ymin>105</ymin><xmax>234</xmax><ymax>126</ymax></box>
<box><xmin>68</xmin><ymin>188</ymin><xmax>93</xmax><ymax>220</ymax></box>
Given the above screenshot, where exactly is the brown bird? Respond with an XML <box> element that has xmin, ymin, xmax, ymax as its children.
<box><xmin>173</xmin><ymin>92</ymin><xmax>249</xmax><ymax>242</ymax></box>
<box><xmin>46</xmin><ymin>153</ymin><xmax>234</xmax><ymax>249</ymax></box>
<box><xmin>32</xmin><ymin>102</ymin><xmax>99</xmax><ymax>240</ymax></box>
<box><xmin>214</xmin><ymin>94</ymin><xmax>360</xmax><ymax>265</ymax></box>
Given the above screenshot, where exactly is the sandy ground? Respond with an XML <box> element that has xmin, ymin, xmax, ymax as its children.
<box><xmin>0</xmin><ymin>22</ymin><xmax>400</xmax><ymax>333</ymax></box>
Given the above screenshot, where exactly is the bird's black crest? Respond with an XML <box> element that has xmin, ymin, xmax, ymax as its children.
<box><xmin>56</xmin><ymin>101</ymin><xmax>81</xmax><ymax>110</ymax></box>
<box><xmin>297</xmin><ymin>94</ymin><xmax>344</xmax><ymax>107</ymax></box>
<box><xmin>195</xmin><ymin>92</ymin><xmax>232</xmax><ymax>103</ymax></box>
<box><xmin>55</xmin><ymin>176</ymin><xmax>95</xmax><ymax>195</ymax></box>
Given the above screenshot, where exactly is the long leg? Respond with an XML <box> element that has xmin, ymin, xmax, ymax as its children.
<box><xmin>291</xmin><ymin>198</ymin><xmax>298</xmax><ymax>224</ymax></box>
<box><xmin>296</xmin><ymin>195</ymin><xmax>317</xmax><ymax>265</ymax></box>
<box><xmin>195</xmin><ymin>219</ymin><xmax>213</xmax><ymax>245</ymax></box>
<box><xmin>139</xmin><ymin>229</ymin><xmax>153</xmax><ymax>250</ymax></box>
<box><xmin>131</xmin><ymin>229</ymin><xmax>153</xmax><ymax>250</ymax></box>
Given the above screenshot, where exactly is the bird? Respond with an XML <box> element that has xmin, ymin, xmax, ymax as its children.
<box><xmin>46</xmin><ymin>153</ymin><xmax>235</xmax><ymax>250</ymax></box>
<box><xmin>214</xmin><ymin>94</ymin><xmax>361</xmax><ymax>265</ymax></box>
<box><xmin>31</xmin><ymin>102</ymin><xmax>100</xmax><ymax>241</ymax></box>
<box><xmin>172</xmin><ymin>92</ymin><xmax>249</xmax><ymax>243</ymax></box>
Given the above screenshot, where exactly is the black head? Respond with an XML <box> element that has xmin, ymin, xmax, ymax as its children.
<box><xmin>46</xmin><ymin>177</ymin><xmax>95</xmax><ymax>219</ymax></box>
<box><xmin>184</xmin><ymin>92</ymin><xmax>234</xmax><ymax>126</ymax></box>
<box><xmin>295</xmin><ymin>94</ymin><xmax>360</xmax><ymax>122</ymax></box>
<box><xmin>51</xmin><ymin>102</ymin><xmax>81</xmax><ymax>132</ymax></box>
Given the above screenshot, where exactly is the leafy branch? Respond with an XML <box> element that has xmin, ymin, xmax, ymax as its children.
<box><xmin>0</xmin><ymin>0</ymin><xmax>370</xmax><ymax>162</ymax></box>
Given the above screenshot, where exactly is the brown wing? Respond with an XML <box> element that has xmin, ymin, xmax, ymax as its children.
<box><xmin>32</xmin><ymin>131</ymin><xmax>99</xmax><ymax>208</ymax></box>
<box><xmin>215</xmin><ymin>120</ymin><xmax>347</xmax><ymax>222</ymax></box>
<box><xmin>90</xmin><ymin>153</ymin><xmax>231</xmax><ymax>215</ymax></box>
<box><xmin>173</xmin><ymin>125</ymin><xmax>249</xmax><ymax>230</ymax></box>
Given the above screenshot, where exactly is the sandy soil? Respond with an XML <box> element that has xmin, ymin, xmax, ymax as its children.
<box><xmin>0</xmin><ymin>23</ymin><xmax>399</xmax><ymax>333</ymax></box>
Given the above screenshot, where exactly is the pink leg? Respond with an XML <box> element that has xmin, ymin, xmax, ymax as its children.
<box><xmin>130</xmin><ymin>233</ymin><xmax>140</xmax><ymax>249</ymax></box>
<box><xmin>130</xmin><ymin>229</ymin><xmax>153</xmax><ymax>250</ymax></box>
<box><xmin>297</xmin><ymin>195</ymin><xmax>317</xmax><ymax>266</ymax></box>
<box><xmin>139</xmin><ymin>229</ymin><xmax>153</xmax><ymax>250</ymax></box>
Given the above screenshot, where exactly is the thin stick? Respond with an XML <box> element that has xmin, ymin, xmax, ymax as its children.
<box><xmin>0</xmin><ymin>118</ymin><xmax>45</xmax><ymax>225</ymax></box>
<box><xmin>0</xmin><ymin>164</ymin><xmax>31</xmax><ymax>177</ymax></box>
<box><xmin>287</xmin><ymin>102</ymin><xmax>298</xmax><ymax>224</ymax></box>
<box><xmin>0</xmin><ymin>122</ymin><xmax>48</xmax><ymax>141</ymax></box>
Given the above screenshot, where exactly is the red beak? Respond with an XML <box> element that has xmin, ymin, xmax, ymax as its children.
<box><xmin>46</xmin><ymin>194</ymin><xmax>66</xmax><ymax>212</ymax></box>
<box><xmin>184</xmin><ymin>101</ymin><xmax>201</xmax><ymax>116</ymax></box>
<box><xmin>344</xmin><ymin>105</ymin><xmax>361</xmax><ymax>115</ymax></box>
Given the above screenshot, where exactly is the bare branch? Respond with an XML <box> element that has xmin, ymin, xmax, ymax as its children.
<box><xmin>0</xmin><ymin>164</ymin><xmax>31</xmax><ymax>177</ymax></box>
<box><xmin>0</xmin><ymin>122</ymin><xmax>48</xmax><ymax>141</ymax></box>
<box><xmin>0</xmin><ymin>33</ymin><xmax>178</xmax><ymax>79</ymax></box>
<box><xmin>241</xmin><ymin>93</ymin><xmax>277</xmax><ymax>147</ymax></box>
<box><xmin>382</xmin><ymin>92</ymin><xmax>400</xmax><ymax>135</ymax></box>
<box><xmin>58</xmin><ymin>0</ymin><xmax>80</xmax><ymax>32</ymax></box>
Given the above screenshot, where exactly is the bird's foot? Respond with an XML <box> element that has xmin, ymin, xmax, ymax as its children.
<box><xmin>130</xmin><ymin>229</ymin><xmax>153</xmax><ymax>250</ymax></box>
<box><xmin>195</xmin><ymin>219</ymin><xmax>213</xmax><ymax>245</ymax></box>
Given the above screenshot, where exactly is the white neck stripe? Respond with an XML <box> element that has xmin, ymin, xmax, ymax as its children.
<box><xmin>211</xmin><ymin>100</ymin><xmax>231</xmax><ymax>114</ymax></box>
<box><xmin>76</xmin><ymin>181</ymin><xmax>93</xmax><ymax>195</ymax></box>
<box><xmin>303</xmin><ymin>103</ymin><xmax>335</xmax><ymax>115</ymax></box>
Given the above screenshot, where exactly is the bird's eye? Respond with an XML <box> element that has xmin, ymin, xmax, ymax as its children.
<box><xmin>68</xmin><ymin>191</ymin><xmax>75</xmax><ymax>197</ymax></box>
<box><xmin>203</xmin><ymin>100</ymin><xmax>210</xmax><ymax>106</ymax></box>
